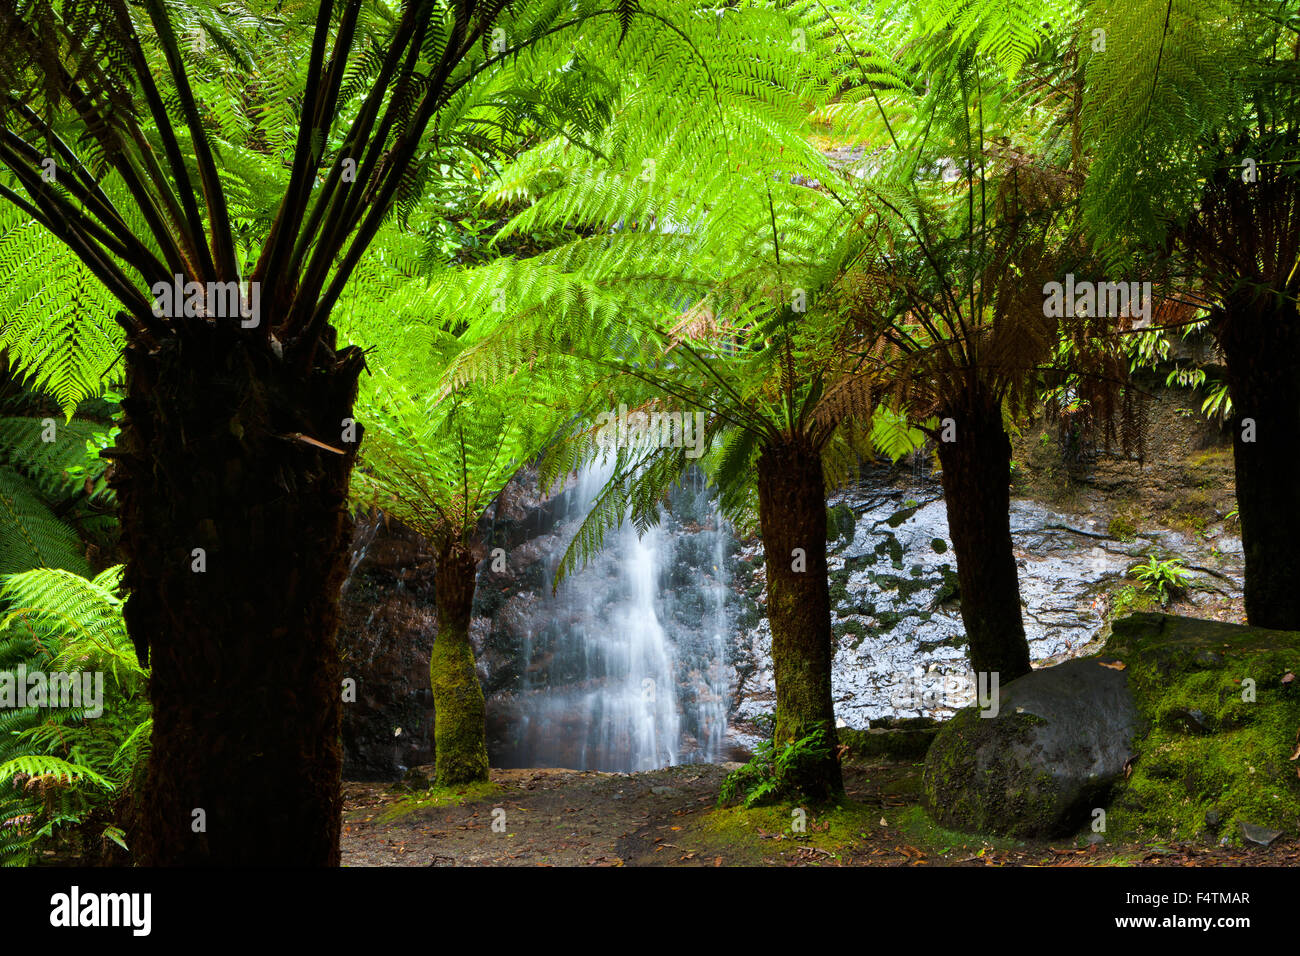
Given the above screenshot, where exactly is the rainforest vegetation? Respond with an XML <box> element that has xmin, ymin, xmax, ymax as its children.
<box><xmin>0</xmin><ymin>0</ymin><xmax>1298</xmax><ymax>870</ymax></box>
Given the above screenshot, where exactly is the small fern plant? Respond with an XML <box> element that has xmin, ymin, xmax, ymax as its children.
<box><xmin>718</xmin><ymin>726</ymin><xmax>835</xmax><ymax>809</ymax></box>
<box><xmin>1131</xmin><ymin>556</ymin><xmax>1191</xmax><ymax>606</ymax></box>
<box><xmin>0</xmin><ymin>566</ymin><xmax>149</xmax><ymax>865</ymax></box>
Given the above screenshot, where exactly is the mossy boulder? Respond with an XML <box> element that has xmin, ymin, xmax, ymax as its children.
<box><xmin>922</xmin><ymin>657</ymin><xmax>1141</xmax><ymax>838</ymax></box>
<box><xmin>1102</xmin><ymin>613</ymin><xmax>1300</xmax><ymax>844</ymax></box>
<box><xmin>839</xmin><ymin>718</ymin><xmax>940</xmax><ymax>761</ymax></box>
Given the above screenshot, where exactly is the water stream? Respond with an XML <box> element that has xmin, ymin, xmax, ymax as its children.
<box><xmin>496</xmin><ymin>465</ymin><xmax>733</xmax><ymax>771</ymax></box>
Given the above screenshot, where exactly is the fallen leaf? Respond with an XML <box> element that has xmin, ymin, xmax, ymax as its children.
<box><xmin>1099</xmin><ymin>660</ymin><xmax>1126</xmax><ymax>670</ymax></box>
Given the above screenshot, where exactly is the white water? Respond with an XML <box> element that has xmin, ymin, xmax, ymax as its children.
<box><xmin>507</xmin><ymin>464</ymin><xmax>732</xmax><ymax>771</ymax></box>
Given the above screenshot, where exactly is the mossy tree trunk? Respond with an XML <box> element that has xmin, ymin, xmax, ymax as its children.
<box><xmin>112</xmin><ymin>321</ymin><xmax>364</xmax><ymax>866</ymax></box>
<box><xmin>1218</xmin><ymin>292</ymin><xmax>1300</xmax><ymax>630</ymax></box>
<box><xmin>430</xmin><ymin>541</ymin><xmax>489</xmax><ymax>786</ymax></box>
<box><xmin>755</xmin><ymin>437</ymin><xmax>842</xmax><ymax>799</ymax></box>
<box><xmin>935</xmin><ymin>391</ymin><xmax>1032</xmax><ymax>683</ymax></box>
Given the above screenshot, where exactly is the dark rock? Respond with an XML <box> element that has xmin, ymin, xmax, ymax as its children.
<box><xmin>922</xmin><ymin>658</ymin><xmax>1143</xmax><ymax>838</ymax></box>
<box><xmin>1239</xmin><ymin>822</ymin><xmax>1283</xmax><ymax>846</ymax></box>
<box><xmin>338</xmin><ymin>516</ymin><xmax>438</xmax><ymax>780</ymax></box>
<box><xmin>1167</xmin><ymin>707</ymin><xmax>1214</xmax><ymax>734</ymax></box>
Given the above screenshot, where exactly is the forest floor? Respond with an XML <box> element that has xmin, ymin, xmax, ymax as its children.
<box><xmin>341</xmin><ymin>759</ymin><xmax>1299</xmax><ymax>867</ymax></box>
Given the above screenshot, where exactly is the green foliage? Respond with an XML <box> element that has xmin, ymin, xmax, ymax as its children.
<box><xmin>1079</xmin><ymin>0</ymin><xmax>1246</xmax><ymax>261</ymax></box>
<box><xmin>905</xmin><ymin>0</ymin><xmax>1078</xmax><ymax>81</ymax></box>
<box><xmin>0</xmin><ymin>397</ymin><xmax>120</xmax><ymax>574</ymax></box>
<box><xmin>349</xmin><ymin>356</ymin><xmax>565</xmax><ymax>552</ymax></box>
<box><xmin>1108</xmin><ymin>583</ymin><xmax>1159</xmax><ymax>622</ymax></box>
<box><xmin>0</xmin><ymin>406</ymin><xmax>118</xmax><ymax>511</ymax></box>
<box><xmin>0</xmin><ymin>566</ymin><xmax>149</xmax><ymax>865</ymax></box>
<box><xmin>0</xmin><ymin>208</ymin><xmax>123</xmax><ymax>418</ymax></box>
<box><xmin>870</xmin><ymin>406</ymin><xmax>928</xmax><ymax>462</ymax></box>
<box><xmin>1107</xmin><ymin>513</ymin><xmax>1137</xmax><ymax>542</ymax></box>
<box><xmin>0</xmin><ymin>466</ymin><xmax>90</xmax><ymax>577</ymax></box>
<box><xmin>1131</xmin><ymin>555</ymin><xmax>1190</xmax><ymax>605</ymax></box>
<box><xmin>718</xmin><ymin>727</ymin><xmax>834</xmax><ymax>808</ymax></box>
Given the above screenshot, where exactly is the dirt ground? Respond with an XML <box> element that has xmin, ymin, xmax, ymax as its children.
<box><xmin>341</xmin><ymin>759</ymin><xmax>1298</xmax><ymax>867</ymax></box>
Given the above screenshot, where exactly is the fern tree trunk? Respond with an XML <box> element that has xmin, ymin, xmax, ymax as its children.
<box><xmin>755</xmin><ymin>437</ymin><xmax>842</xmax><ymax>800</ymax></box>
<box><xmin>935</xmin><ymin>392</ymin><xmax>1032</xmax><ymax>683</ymax></box>
<box><xmin>1218</xmin><ymin>293</ymin><xmax>1300</xmax><ymax>630</ymax></box>
<box><xmin>111</xmin><ymin>321</ymin><xmax>364</xmax><ymax>866</ymax></box>
<box><xmin>430</xmin><ymin>541</ymin><xmax>489</xmax><ymax>786</ymax></box>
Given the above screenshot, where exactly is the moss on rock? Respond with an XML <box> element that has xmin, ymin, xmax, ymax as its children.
<box><xmin>922</xmin><ymin>708</ymin><xmax>1065</xmax><ymax>838</ymax></box>
<box><xmin>1102</xmin><ymin>613</ymin><xmax>1300</xmax><ymax>844</ymax></box>
<box><xmin>839</xmin><ymin>725</ymin><xmax>938</xmax><ymax>762</ymax></box>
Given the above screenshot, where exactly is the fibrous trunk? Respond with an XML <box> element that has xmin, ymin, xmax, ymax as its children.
<box><xmin>111</xmin><ymin>320</ymin><xmax>364</xmax><ymax>866</ymax></box>
<box><xmin>936</xmin><ymin>392</ymin><xmax>1032</xmax><ymax>684</ymax></box>
<box><xmin>755</xmin><ymin>437</ymin><xmax>842</xmax><ymax>799</ymax></box>
<box><xmin>1218</xmin><ymin>293</ymin><xmax>1300</xmax><ymax>630</ymax></box>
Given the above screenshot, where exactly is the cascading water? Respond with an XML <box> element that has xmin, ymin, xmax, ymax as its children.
<box><xmin>496</xmin><ymin>464</ymin><xmax>735</xmax><ymax>772</ymax></box>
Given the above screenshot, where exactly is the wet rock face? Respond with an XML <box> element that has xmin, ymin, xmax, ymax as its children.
<box><xmin>727</xmin><ymin>464</ymin><xmax>1243</xmax><ymax>753</ymax></box>
<box><xmin>920</xmin><ymin>658</ymin><xmax>1143</xmax><ymax>838</ymax></box>
<box><xmin>337</xmin><ymin>515</ymin><xmax>438</xmax><ymax>780</ymax></box>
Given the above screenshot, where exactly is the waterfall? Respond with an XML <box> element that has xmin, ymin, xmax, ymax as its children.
<box><xmin>501</xmin><ymin>463</ymin><xmax>734</xmax><ymax>771</ymax></box>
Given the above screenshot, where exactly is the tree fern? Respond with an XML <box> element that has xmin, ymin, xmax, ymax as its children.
<box><xmin>0</xmin><ymin>565</ymin><xmax>146</xmax><ymax>865</ymax></box>
<box><xmin>0</xmin><ymin>467</ymin><xmax>90</xmax><ymax>576</ymax></box>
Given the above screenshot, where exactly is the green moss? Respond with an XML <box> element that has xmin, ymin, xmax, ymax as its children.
<box><xmin>873</xmin><ymin>535</ymin><xmax>904</xmax><ymax>566</ymax></box>
<box><xmin>921</xmin><ymin>708</ymin><xmax>1067</xmax><ymax>838</ymax></box>
<box><xmin>1107</xmin><ymin>513</ymin><xmax>1138</xmax><ymax>542</ymax></box>
<box><xmin>1163</xmin><ymin>489</ymin><xmax>1215</xmax><ymax>534</ymax></box>
<box><xmin>932</xmin><ymin>565</ymin><xmax>961</xmax><ymax>605</ymax></box>
<box><xmin>694</xmin><ymin>799</ymin><xmax>883</xmax><ymax>862</ymax></box>
<box><xmin>691</xmin><ymin>800</ymin><xmax>1021</xmax><ymax>863</ymax></box>
<box><xmin>827</xmin><ymin>573</ymin><xmax>851</xmax><ymax>610</ymax></box>
<box><xmin>429</xmin><ymin>629</ymin><xmax>491</xmax><ymax>786</ymax></box>
<box><xmin>1103</xmin><ymin>615</ymin><xmax>1300</xmax><ymax>845</ymax></box>
<box><xmin>826</xmin><ymin>502</ymin><xmax>855</xmax><ymax>542</ymax></box>
<box><xmin>893</xmin><ymin>805</ymin><xmax>1023</xmax><ymax>854</ymax></box>
<box><xmin>375</xmin><ymin>780</ymin><xmax>502</xmax><ymax>823</ymax></box>
<box><xmin>835</xmin><ymin>617</ymin><xmax>869</xmax><ymax>649</ymax></box>
<box><xmin>1189</xmin><ymin>447</ymin><xmax>1234</xmax><ymax>470</ymax></box>
<box><xmin>839</xmin><ymin>726</ymin><xmax>937</xmax><ymax>762</ymax></box>
<box><xmin>868</xmin><ymin>569</ymin><xmax>933</xmax><ymax>603</ymax></box>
